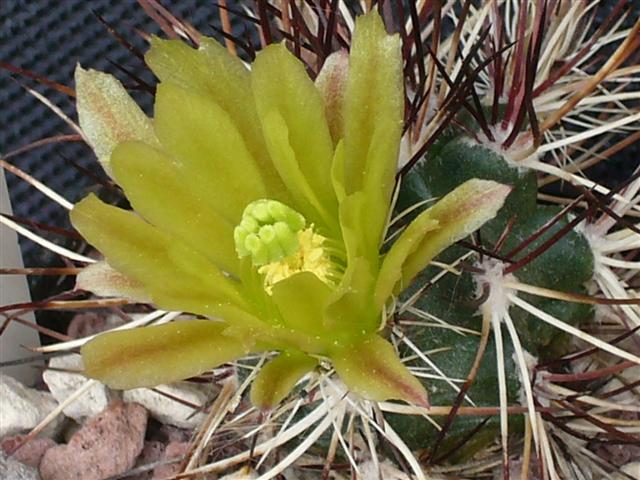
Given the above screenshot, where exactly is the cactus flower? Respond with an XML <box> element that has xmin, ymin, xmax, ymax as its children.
<box><xmin>71</xmin><ymin>11</ymin><xmax>511</xmax><ymax>409</ymax></box>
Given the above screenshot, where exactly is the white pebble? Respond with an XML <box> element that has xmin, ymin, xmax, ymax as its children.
<box><xmin>43</xmin><ymin>354</ymin><xmax>117</xmax><ymax>422</ymax></box>
<box><xmin>123</xmin><ymin>381</ymin><xmax>211</xmax><ymax>429</ymax></box>
<box><xmin>0</xmin><ymin>374</ymin><xmax>63</xmax><ymax>438</ymax></box>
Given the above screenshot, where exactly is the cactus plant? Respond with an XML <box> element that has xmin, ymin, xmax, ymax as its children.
<box><xmin>1</xmin><ymin>1</ymin><xmax>639</xmax><ymax>479</ymax></box>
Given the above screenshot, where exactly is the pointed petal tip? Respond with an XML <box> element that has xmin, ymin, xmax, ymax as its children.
<box><xmin>494</xmin><ymin>181</ymin><xmax>514</xmax><ymax>197</ymax></box>
<box><xmin>74</xmin><ymin>64</ymin><xmax>157</xmax><ymax>178</ymax></box>
<box><xmin>478</xmin><ymin>178</ymin><xmax>512</xmax><ymax>197</ymax></box>
<box><xmin>333</xmin><ymin>336</ymin><xmax>431</xmax><ymax>407</ymax></box>
<box><xmin>395</xmin><ymin>376</ymin><xmax>430</xmax><ymax>408</ymax></box>
<box><xmin>414</xmin><ymin>390</ymin><xmax>431</xmax><ymax>409</ymax></box>
<box><xmin>479</xmin><ymin>180</ymin><xmax>513</xmax><ymax>214</ymax></box>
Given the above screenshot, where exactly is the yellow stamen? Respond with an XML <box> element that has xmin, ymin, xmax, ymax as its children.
<box><xmin>259</xmin><ymin>227</ymin><xmax>334</xmax><ymax>293</ymax></box>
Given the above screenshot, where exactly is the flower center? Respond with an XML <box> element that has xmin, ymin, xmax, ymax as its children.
<box><xmin>234</xmin><ymin>200</ymin><xmax>334</xmax><ymax>292</ymax></box>
<box><xmin>259</xmin><ymin>228</ymin><xmax>334</xmax><ymax>292</ymax></box>
<box><xmin>234</xmin><ymin>199</ymin><xmax>306</xmax><ymax>266</ymax></box>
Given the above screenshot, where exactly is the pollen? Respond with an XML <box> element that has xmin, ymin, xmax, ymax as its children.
<box><xmin>259</xmin><ymin>228</ymin><xmax>334</xmax><ymax>293</ymax></box>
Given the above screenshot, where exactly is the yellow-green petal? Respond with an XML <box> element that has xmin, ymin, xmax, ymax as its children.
<box><xmin>75</xmin><ymin>65</ymin><xmax>158</xmax><ymax>177</ymax></box>
<box><xmin>325</xmin><ymin>257</ymin><xmax>377</xmax><ymax>335</ymax></box>
<box><xmin>337</xmin><ymin>191</ymin><xmax>377</xmax><ymax>268</ymax></box>
<box><xmin>329</xmin><ymin>192</ymin><xmax>382</xmax><ymax>333</ymax></box>
<box><xmin>75</xmin><ymin>261</ymin><xmax>150</xmax><ymax>303</ymax></box>
<box><xmin>341</xmin><ymin>11</ymin><xmax>403</xmax><ymax>254</ymax></box>
<box><xmin>146</xmin><ymin>37</ymin><xmax>250</xmax><ymax>115</ymax></box>
<box><xmin>111</xmin><ymin>140</ymin><xmax>239</xmax><ymax>275</ymax></box>
<box><xmin>250</xmin><ymin>351</ymin><xmax>317</xmax><ymax>410</ymax></box>
<box><xmin>315</xmin><ymin>50</ymin><xmax>349</xmax><ymax>144</ymax></box>
<box><xmin>145</xmin><ymin>37</ymin><xmax>287</xmax><ymax>200</ymax></box>
<box><xmin>154</xmin><ymin>82</ymin><xmax>267</xmax><ymax>224</ymax></box>
<box><xmin>252</xmin><ymin>43</ymin><xmax>338</xmax><ymax>232</ymax></box>
<box><xmin>391</xmin><ymin>179</ymin><xmax>512</xmax><ymax>293</ymax></box>
<box><xmin>374</xmin><ymin>216</ymin><xmax>440</xmax><ymax>310</ymax></box>
<box><xmin>332</xmin><ymin>335</ymin><xmax>429</xmax><ymax>406</ymax></box>
<box><xmin>81</xmin><ymin>320</ymin><xmax>250</xmax><ymax>389</ymax></box>
<box><xmin>270</xmin><ymin>272</ymin><xmax>332</xmax><ymax>342</ymax></box>
<box><xmin>260</xmin><ymin>110</ymin><xmax>336</xmax><ymax>231</ymax></box>
<box><xmin>330</xmin><ymin>140</ymin><xmax>347</xmax><ymax>203</ymax></box>
<box><xmin>70</xmin><ymin>194</ymin><xmax>246</xmax><ymax>317</ymax></box>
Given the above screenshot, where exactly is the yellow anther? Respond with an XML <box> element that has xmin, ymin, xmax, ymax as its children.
<box><xmin>259</xmin><ymin>228</ymin><xmax>334</xmax><ymax>293</ymax></box>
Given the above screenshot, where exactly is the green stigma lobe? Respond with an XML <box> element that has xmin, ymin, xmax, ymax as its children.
<box><xmin>234</xmin><ymin>199</ymin><xmax>306</xmax><ymax>266</ymax></box>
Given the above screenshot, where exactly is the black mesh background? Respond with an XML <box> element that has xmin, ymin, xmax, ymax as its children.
<box><xmin>1</xmin><ymin>1</ymin><xmax>638</xmax><ymax>292</ymax></box>
<box><xmin>0</xmin><ymin>1</ymin><xmax>226</xmax><ymax>271</ymax></box>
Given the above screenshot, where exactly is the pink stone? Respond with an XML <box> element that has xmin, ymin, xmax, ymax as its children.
<box><xmin>40</xmin><ymin>402</ymin><xmax>148</xmax><ymax>480</ymax></box>
<box><xmin>66</xmin><ymin>312</ymin><xmax>109</xmax><ymax>339</ymax></box>
<box><xmin>1</xmin><ymin>435</ymin><xmax>56</xmax><ymax>468</ymax></box>
<box><xmin>152</xmin><ymin>441</ymin><xmax>189</xmax><ymax>479</ymax></box>
<box><xmin>125</xmin><ymin>441</ymin><xmax>165</xmax><ymax>480</ymax></box>
<box><xmin>157</xmin><ymin>424</ymin><xmax>192</xmax><ymax>444</ymax></box>
<box><xmin>66</xmin><ymin>312</ymin><xmax>126</xmax><ymax>339</ymax></box>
